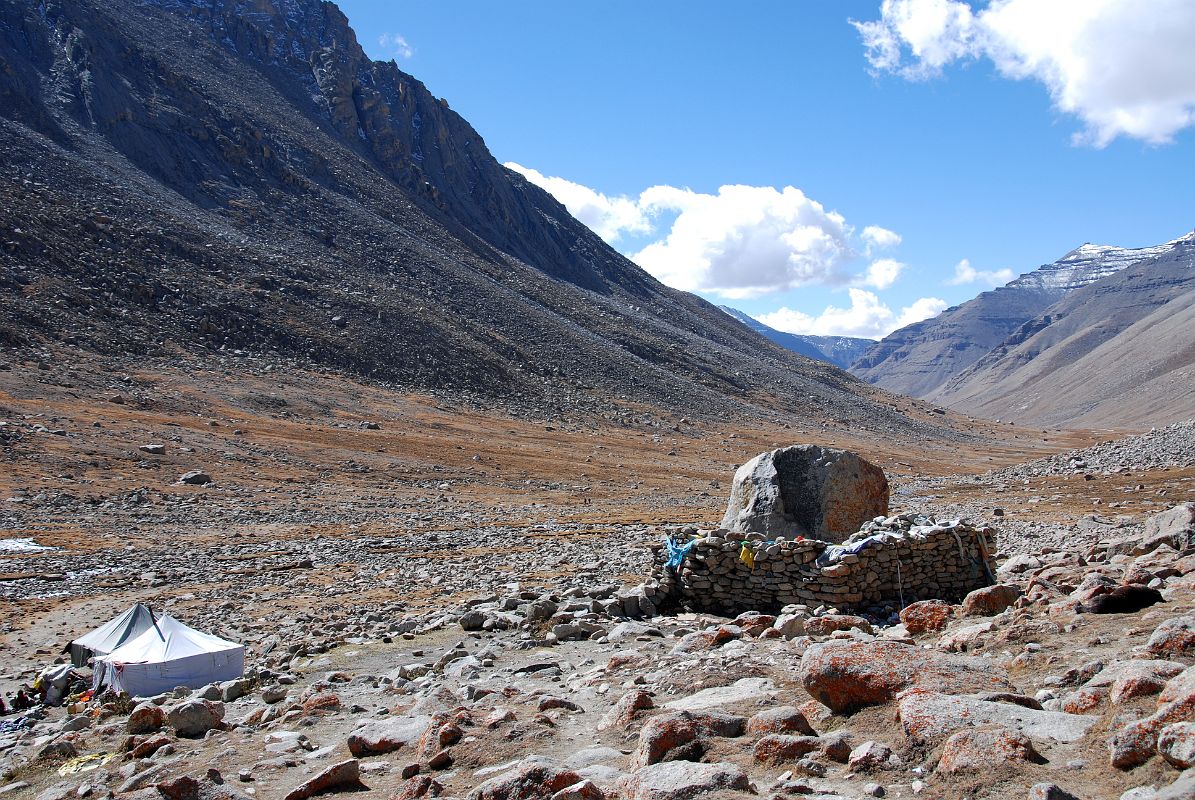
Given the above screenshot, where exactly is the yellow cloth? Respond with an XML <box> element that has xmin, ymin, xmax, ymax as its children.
<box><xmin>57</xmin><ymin>753</ymin><xmax>117</xmax><ymax>776</ymax></box>
<box><xmin>739</xmin><ymin>543</ymin><xmax>755</xmax><ymax>570</ymax></box>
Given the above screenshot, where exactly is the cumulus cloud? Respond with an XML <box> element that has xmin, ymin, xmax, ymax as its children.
<box><xmin>757</xmin><ymin>289</ymin><xmax>947</xmax><ymax>339</ymax></box>
<box><xmin>861</xmin><ymin>225</ymin><xmax>902</xmax><ymax>252</ymax></box>
<box><xmin>948</xmin><ymin>258</ymin><xmax>1015</xmax><ymax>286</ymax></box>
<box><xmin>507</xmin><ymin>165</ymin><xmax>914</xmax><ymax>299</ymax></box>
<box><xmin>852</xmin><ymin>0</ymin><xmax>1195</xmax><ymax>145</ymax></box>
<box><xmin>632</xmin><ymin>184</ymin><xmax>854</xmax><ymax>299</ymax></box>
<box><xmin>378</xmin><ymin>33</ymin><xmax>414</xmax><ymax>60</ymax></box>
<box><xmin>860</xmin><ymin>258</ymin><xmax>905</xmax><ymax>290</ymax></box>
<box><xmin>505</xmin><ymin>162</ymin><xmax>651</xmax><ymax>243</ymax></box>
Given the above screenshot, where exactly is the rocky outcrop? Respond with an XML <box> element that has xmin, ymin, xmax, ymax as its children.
<box><xmin>720</xmin><ymin>445</ymin><xmax>889</xmax><ymax>542</ymax></box>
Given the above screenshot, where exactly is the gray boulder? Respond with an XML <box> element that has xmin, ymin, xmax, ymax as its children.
<box><xmin>166</xmin><ymin>698</ymin><xmax>225</xmax><ymax>738</ymax></box>
<box><xmin>720</xmin><ymin>445</ymin><xmax>888</xmax><ymax>543</ymax></box>
<box><xmin>619</xmin><ymin>761</ymin><xmax>751</xmax><ymax>800</ymax></box>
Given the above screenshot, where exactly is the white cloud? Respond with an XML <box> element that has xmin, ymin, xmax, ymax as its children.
<box><xmin>852</xmin><ymin>0</ymin><xmax>1195</xmax><ymax>145</ymax></box>
<box><xmin>860</xmin><ymin>258</ymin><xmax>905</xmax><ymax>290</ymax></box>
<box><xmin>757</xmin><ymin>289</ymin><xmax>947</xmax><ymax>339</ymax></box>
<box><xmin>506</xmin><ymin>166</ymin><xmax>915</xmax><ymax>298</ymax></box>
<box><xmin>861</xmin><ymin>225</ymin><xmax>902</xmax><ymax>252</ymax></box>
<box><xmin>632</xmin><ymin>184</ymin><xmax>854</xmax><ymax>299</ymax></box>
<box><xmin>948</xmin><ymin>258</ymin><xmax>1015</xmax><ymax>286</ymax></box>
<box><xmin>505</xmin><ymin>162</ymin><xmax>651</xmax><ymax>243</ymax></box>
<box><xmin>378</xmin><ymin>33</ymin><xmax>414</xmax><ymax>60</ymax></box>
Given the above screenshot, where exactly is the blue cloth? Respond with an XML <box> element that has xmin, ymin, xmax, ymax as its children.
<box><xmin>664</xmin><ymin>537</ymin><xmax>697</xmax><ymax>569</ymax></box>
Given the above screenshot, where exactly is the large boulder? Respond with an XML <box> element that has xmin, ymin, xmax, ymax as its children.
<box><xmin>166</xmin><ymin>699</ymin><xmax>225</xmax><ymax>738</ymax></box>
<box><xmin>936</xmin><ymin>727</ymin><xmax>1046</xmax><ymax>774</ymax></box>
<box><xmin>800</xmin><ymin>640</ymin><xmax>1013</xmax><ymax>714</ymax></box>
<box><xmin>720</xmin><ymin>445</ymin><xmax>888</xmax><ymax>543</ymax></box>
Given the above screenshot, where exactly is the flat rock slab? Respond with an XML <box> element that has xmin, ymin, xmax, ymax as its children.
<box><xmin>801</xmin><ymin>640</ymin><xmax>1013</xmax><ymax>714</ymax></box>
<box><xmin>346</xmin><ymin>715</ymin><xmax>431</xmax><ymax>757</ymax></box>
<box><xmin>619</xmin><ymin>761</ymin><xmax>752</xmax><ymax>800</ymax></box>
<box><xmin>664</xmin><ymin>678</ymin><xmax>775</xmax><ymax>712</ymax></box>
<box><xmin>897</xmin><ymin>691</ymin><xmax>1097</xmax><ymax>746</ymax></box>
<box><xmin>282</xmin><ymin>759</ymin><xmax>362</xmax><ymax>800</ymax></box>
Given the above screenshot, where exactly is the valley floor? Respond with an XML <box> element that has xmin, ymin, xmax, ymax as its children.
<box><xmin>1</xmin><ymin>356</ymin><xmax>1192</xmax><ymax>800</ymax></box>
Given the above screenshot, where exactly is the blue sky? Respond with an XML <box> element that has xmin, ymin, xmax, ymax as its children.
<box><xmin>336</xmin><ymin>0</ymin><xmax>1195</xmax><ymax>339</ymax></box>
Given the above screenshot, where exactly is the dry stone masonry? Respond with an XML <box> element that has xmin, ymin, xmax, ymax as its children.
<box><xmin>647</xmin><ymin>514</ymin><xmax>998</xmax><ymax>616</ymax></box>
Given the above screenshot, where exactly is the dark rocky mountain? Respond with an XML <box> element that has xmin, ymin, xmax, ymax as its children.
<box><xmin>0</xmin><ymin>0</ymin><xmax>940</xmax><ymax>435</ymax></box>
<box><xmin>851</xmin><ymin>235</ymin><xmax>1189</xmax><ymax>398</ymax></box>
<box><xmin>719</xmin><ymin>307</ymin><xmax>874</xmax><ymax>370</ymax></box>
<box><xmin>930</xmin><ymin>234</ymin><xmax>1195</xmax><ymax>428</ymax></box>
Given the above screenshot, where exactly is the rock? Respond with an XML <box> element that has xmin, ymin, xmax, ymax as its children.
<box><xmin>772</xmin><ymin>613</ymin><xmax>807</xmax><ymax>638</ymax></box>
<box><xmin>467</xmin><ymin>757</ymin><xmax>582</xmax><ymax>800</ymax></box>
<box><xmin>746</xmin><ymin>707</ymin><xmax>815</xmax><ymax>737</ymax></box>
<box><xmin>1158</xmin><ymin>722</ymin><xmax>1195</xmax><ymax>769</ymax></box>
<box><xmin>618</xmin><ymin>761</ymin><xmax>750</xmax><ymax>800</ymax></box>
<box><xmin>1028</xmin><ymin>785</ymin><xmax>1080</xmax><ymax>800</ymax></box>
<box><xmin>663</xmin><ymin>677</ymin><xmax>773</xmax><ymax>712</ymax></box>
<box><xmin>127</xmin><ymin>702</ymin><xmax>166</xmax><ymax>734</ymax></box>
<box><xmin>898</xmin><ymin>690</ymin><xmax>1097</xmax><ymax>746</ymax></box>
<box><xmin>633</xmin><ymin>711</ymin><xmax>744</xmax><ymax>767</ymax></box>
<box><xmin>599</xmin><ymin>690</ymin><xmax>654</xmax><ymax>731</ymax></box>
<box><xmin>800</xmin><ymin>640</ymin><xmax>1012</xmax><ymax>714</ymax></box>
<box><xmin>261</xmin><ymin>684</ymin><xmax>288</xmax><ymax>704</ymax></box>
<box><xmin>899</xmin><ymin>600</ymin><xmax>953</xmax><ymax>634</ymax></box>
<box><xmin>1157</xmin><ymin>771</ymin><xmax>1195</xmax><ymax>800</ymax></box>
<box><xmin>139</xmin><ymin>444</ymin><xmax>165</xmax><ymax>455</ymax></box>
<box><xmin>1108</xmin><ymin>504</ymin><xmax>1195</xmax><ymax>556</ymax></box>
<box><xmin>346</xmin><ymin>715</ymin><xmax>432</xmax><ymax>758</ymax></box>
<box><xmin>538</xmin><ymin>696</ymin><xmax>582</xmax><ymax>712</ymax></box>
<box><xmin>848</xmin><ymin>741</ymin><xmax>901</xmax><ymax>771</ymax></box>
<box><xmin>960</xmin><ymin>584</ymin><xmax>1021</xmax><ymax>617</ymax></box>
<box><xmin>936</xmin><ymin>726</ymin><xmax>1046</xmax><ymax>774</ymax></box>
<box><xmin>937</xmin><ymin>621</ymin><xmax>993</xmax><ymax>652</ymax></box>
<box><xmin>719</xmin><ymin>445</ymin><xmax>889</xmax><ymax>543</ymax></box>
<box><xmin>805</xmin><ymin>614</ymin><xmax>873</xmax><ymax>637</ymax></box>
<box><xmin>393</xmin><ymin>776</ymin><xmax>443</xmax><ymax>800</ymax></box>
<box><xmin>459</xmin><ymin>610</ymin><xmax>489</xmax><ymax>631</ymax></box>
<box><xmin>166</xmin><ymin>699</ymin><xmax>225</xmax><ymax>738</ymax></box>
<box><xmin>1147</xmin><ymin>616</ymin><xmax>1195</xmax><ymax>656</ymax></box>
<box><xmin>34</xmin><ymin>740</ymin><xmax>78</xmax><ymax>762</ymax></box>
<box><xmin>552</xmin><ymin>781</ymin><xmax>604</xmax><ymax>800</ymax></box>
<box><xmin>752</xmin><ymin>734</ymin><xmax>821</xmax><ymax>765</ymax></box>
<box><xmin>281</xmin><ymin>759</ymin><xmax>363</xmax><ymax>800</ymax></box>
<box><xmin>606</xmin><ymin>622</ymin><xmax>662</xmax><ymax>642</ymax></box>
<box><xmin>178</xmin><ymin>470</ymin><xmax>212</xmax><ymax>485</ymax></box>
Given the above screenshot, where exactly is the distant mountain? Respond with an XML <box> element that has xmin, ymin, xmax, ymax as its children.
<box><xmin>851</xmin><ymin>234</ymin><xmax>1192</xmax><ymax>398</ymax></box>
<box><xmin>719</xmin><ymin>307</ymin><xmax>874</xmax><ymax>370</ymax></box>
<box><xmin>930</xmin><ymin>234</ymin><xmax>1195</xmax><ymax>428</ymax></box>
<box><xmin>0</xmin><ymin>0</ymin><xmax>936</xmax><ymax>436</ymax></box>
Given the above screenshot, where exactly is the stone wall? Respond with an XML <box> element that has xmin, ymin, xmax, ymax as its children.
<box><xmin>647</xmin><ymin>515</ymin><xmax>997</xmax><ymax>616</ymax></box>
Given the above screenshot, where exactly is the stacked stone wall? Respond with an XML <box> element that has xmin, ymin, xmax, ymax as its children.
<box><xmin>648</xmin><ymin>519</ymin><xmax>996</xmax><ymax>616</ymax></box>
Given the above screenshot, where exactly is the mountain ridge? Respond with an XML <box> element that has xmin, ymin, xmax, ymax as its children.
<box><xmin>850</xmin><ymin>232</ymin><xmax>1195</xmax><ymax>400</ymax></box>
<box><xmin>0</xmin><ymin>0</ymin><xmax>948</xmax><ymax>439</ymax></box>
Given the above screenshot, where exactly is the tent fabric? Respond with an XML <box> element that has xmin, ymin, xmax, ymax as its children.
<box><xmin>69</xmin><ymin>603</ymin><xmax>158</xmax><ymax>667</ymax></box>
<box><xmin>93</xmin><ymin>614</ymin><xmax>245</xmax><ymax>698</ymax></box>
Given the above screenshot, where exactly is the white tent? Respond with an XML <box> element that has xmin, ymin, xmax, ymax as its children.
<box><xmin>93</xmin><ymin>614</ymin><xmax>245</xmax><ymax>697</ymax></box>
<box><xmin>68</xmin><ymin>603</ymin><xmax>158</xmax><ymax>667</ymax></box>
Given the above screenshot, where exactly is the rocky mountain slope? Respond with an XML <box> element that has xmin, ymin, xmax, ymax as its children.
<box><xmin>0</xmin><ymin>0</ymin><xmax>928</xmax><ymax>434</ymax></box>
<box><xmin>929</xmin><ymin>236</ymin><xmax>1195</xmax><ymax>427</ymax></box>
<box><xmin>719</xmin><ymin>308</ymin><xmax>873</xmax><ymax>370</ymax></box>
<box><xmin>851</xmin><ymin>234</ymin><xmax>1192</xmax><ymax>399</ymax></box>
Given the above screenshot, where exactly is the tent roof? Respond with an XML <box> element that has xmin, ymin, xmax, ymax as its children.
<box><xmin>98</xmin><ymin>614</ymin><xmax>242</xmax><ymax>665</ymax></box>
<box><xmin>71</xmin><ymin>603</ymin><xmax>157</xmax><ymax>654</ymax></box>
